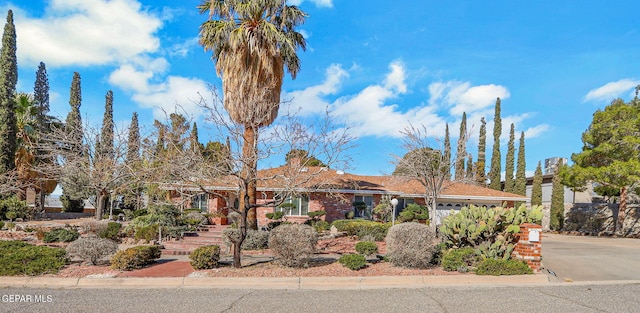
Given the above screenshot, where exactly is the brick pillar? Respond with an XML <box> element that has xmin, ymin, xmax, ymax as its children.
<box><xmin>511</xmin><ymin>223</ymin><xmax>542</xmax><ymax>273</ymax></box>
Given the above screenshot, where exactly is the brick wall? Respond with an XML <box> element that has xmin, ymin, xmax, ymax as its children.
<box><xmin>511</xmin><ymin>223</ymin><xmax>542</xmax><ymax>272</ymax></box>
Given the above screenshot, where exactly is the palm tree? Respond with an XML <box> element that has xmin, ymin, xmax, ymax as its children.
<box><xmin>14</xmin><ymin>92</ymin><xmax>57</xmax><ymax>212</ymax></box>
<box><xmin>199</xmin><ymin>0</ymin><xmax>307</xmax><ymax>231</ymax></box>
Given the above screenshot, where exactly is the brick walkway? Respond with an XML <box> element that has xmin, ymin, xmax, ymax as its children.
<box><xmin>117</xmin><ymin>260</ymin><xmax>194</xmax><ymax>278</ymax></box>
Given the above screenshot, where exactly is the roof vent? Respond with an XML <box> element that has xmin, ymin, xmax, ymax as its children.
<box><xmin>336</xmin><ymin>170</ymin><xmax>345</xmax><ymax>175</ymax></box>
<box><xmin>300</xmin><ymin>167</ymin><xmax>309</xmax><ymax>172</ymax></box>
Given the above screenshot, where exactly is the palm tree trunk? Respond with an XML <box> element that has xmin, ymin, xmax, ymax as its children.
<box><xmin>239</xmin><ymin>125</ymin><xmax>258</xmax><ymax>230</ymax></box>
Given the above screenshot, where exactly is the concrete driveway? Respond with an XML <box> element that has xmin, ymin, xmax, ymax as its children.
<box><xmin>541</xmin><ymin>233</ymin><xmax>640</xmax><ymax>282</ymax></box>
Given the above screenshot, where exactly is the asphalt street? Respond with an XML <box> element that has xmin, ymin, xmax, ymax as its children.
<box><xmin>2</xmin><ymin>284</ymin><xmax>639</xmax><ymax>313</ymax></box>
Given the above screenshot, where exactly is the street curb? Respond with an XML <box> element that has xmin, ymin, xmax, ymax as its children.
<box><xmin>0</xmin><ymin>274</ymin><xmax>550</xmax><ymax>290</ymax></box>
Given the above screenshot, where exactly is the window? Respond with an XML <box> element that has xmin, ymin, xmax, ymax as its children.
<box><xmin>353</xmin><ymin>195</ymin><xmax>374</xmax><ymax>218</ymax></box>
<box><xmin>191</xmin><ymin>194</ymin><xmax>208</xmax><ymax>212</ymax></box>
<box><xmin>276</xmin><ymin>195</ymin><xmax>309</xmax><ymax>216</ymax></box>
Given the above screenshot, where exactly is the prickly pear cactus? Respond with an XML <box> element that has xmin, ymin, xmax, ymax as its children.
<box><xmin>441</xmin><ymin>204</ymin><xmax>542</xmax><ymax>260</ymax></box>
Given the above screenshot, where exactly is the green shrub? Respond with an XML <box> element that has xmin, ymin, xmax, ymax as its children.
<box><xmin>397</xmin><ymin>204</ymin><xmax>430</xmax><ymax>223</ymax></box>
<box><xmin>385</xmin><ymin>222</ymin><xmax>437</xmax><ymax>269</ymax></box>
<box><xmin>331</xmin><ymin>220</ymin><xmax>390</xmax><ymax>241</ymax></box>
<box><xmin>268</xmin><ymin>223</ymin><xmax>318</xmax><ymax>267</ymax></box>
<box><xmin>338</xmin><ymin>254</ymin><xmax>367</xmax><ymax>270</ymax></box>
<box><xmin>5</xmin><ymin>222</ymin><xmax>15</xmax><ymax>230</ymax></box>
<box><xmin>442</xmin><ymin>247</ymin><xmax>478</xmax><ymax>272</ymax></box>
<box><xmin>189</xmin><ymin>245</ymin><xmax>221</xmax><ymax>270</ymax></box>
<box><xmin>304</xmin><ymin>219</ymin><xmax>330</xmax><ymax>233</ymax></box>
<box><xmin>0</xmin><ymin>221</ymin><xmax>4</xmax><ymax>229</ymax></box>
<box><xmin>307</xmin><ymin>210</ymin><xmax>326</xmax><ymax>219</ymax></box>
<box><xmin>355</xmin><ymin>241</ymin><xmax>378</xmax><ymax>256</ymax></box>
<box><xmin>0</xmin><ymin>195</ymin><xmax>30</xmax><ymax>220</ymax></box>
<box><xmin>266</xmin><ymin>211</ymin><xmax>285</xmax><ymax>220</ymax></box>
<box><xmin>440</xmin><ymin>204</ymin><xmax>543</xmax><ymax>260</ymax></box>
<box><xmin>99</xmin><ymin>222</ymin><xmax>122</xmax><ymax>241</ymax></box>
<box><xmin>66</xmin><ymin>237</ymin><xmax>118</xmax><ymax>265</ymax></box>
<box><xmin>345</xmin><ymin>211</ymin><xmax>355</xmax><ymax>219</ymax></box>
<box><xmin>0</xmin><ymin>241</ymin><xmax>68</xmax><ymax>276</ymax></box>
<box><xmin>134</xmin><ymin>224</ymin><xmax>159</xmax><ymax>242</ymax></box>
<box><xmin>475</xmin><ymin>259</ymin><xmax>533</xmax><ymax>276</ymax></box>
<box><xmin>43</xmin><ymin>228</ymin><xmax>80</xmax><ymax>243</ymax></box>
<box><xmin>110</xmin><ymin>245</ymin><xmax>161</xmax><ymax>270</ymax></box>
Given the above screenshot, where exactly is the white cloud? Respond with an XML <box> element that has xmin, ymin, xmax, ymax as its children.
<box><xmin>583</xmin><ymin>79</ymin><xmax>640</xmax><ymax>103</ymax></box>
<box><xmin>14</xmin><ymin>0</ymin><xmax>162</xmax><ymax>67</ymax></box>
<box><xmin>132</xmin><ymin>76</ymin><xmax>209</xmax><ymax>120</ymax></box>
<box><xmin>288</xmin><ymin>0</ymin><xmax>333</xmax><ymax>8</ymax></box>
<box><xmin>426</xmin><ymin>81</ymin><xmax>510</xmax><ymax>116</ymax></box>
<box><xmin>523</xmin><ymin>124</ymin><xmax>550</xmax><ymax>139</ymax></box>
<box><xmin>281</xmin><ymin>64</ymin><xmax>348</xmax><ymax>116</ymax></box>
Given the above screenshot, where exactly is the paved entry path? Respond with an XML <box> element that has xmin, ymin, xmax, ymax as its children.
<box><xmin>541</xmin><ymin>233</ymin><xmax>640</xmax><ymax>282</ymax></box>
<box><xmin>117</xmin><ymin>259</ymin><xmax>195</xmax><ymax>278</ymax></box>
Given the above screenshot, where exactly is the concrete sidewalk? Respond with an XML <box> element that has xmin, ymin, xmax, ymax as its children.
<box><xmin>0</xmin><ymin>274</ymin><xmax>550</xmax><ymax>290</ymax></box>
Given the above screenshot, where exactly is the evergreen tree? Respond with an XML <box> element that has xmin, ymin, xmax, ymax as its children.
<box><xmin>123</xmin><ymin>112</ymin><xmax>141</xmax><ymax>210</ymax></box>
<box><xmin>466</xmin><ymin>153</ymin><xmax>474</xmax><ymax>179</ymax></box>
<box><xmin>504</xmin><ymin>123</ymin><xmax>515</xmax><ymax>193</ymax></box>
<box><xmin>33</xmin><ymin>62</ymin><xmax>49</xmax><ymax>133</ymax></box>
<box><xmin>61</xmin><ymin>72</ymin><xmax>84</xmax><ymax>212</ymax></box>
<box><xmin>0</xmin><ymin>10</ymin><xmax>17</xmax><ymax>174</ymax></box>
<box><xmin>126</xmin><ymin>112</ymin><xmax>140</xmax><ymax>163</ymax></box>
<box><xmin>454</xmin><ymin>112</ymin><xmax>467</xmax><ymax>180</ymax></box>
<box><xmin>475</xmin><ymin>117</ymin><xmax>487</xmax><ymax>186</ymax></box>
<box><xmin>488</xmin><ymin>98</ymin><xmax>502</xmax><ymax>190</ymax></box>
<box><xmin>443</xmin><ymin>123</ymin><xmax>451</xmax><ymax>180</ymax></box>
<box><xmin>515</xmin><ymin>131</ymin><xmax>527</xmax><ymax>196</ymax></box>
<box><xmin>99</xmin><ymin>90</ymin><xmax>114</xmax><ymax>159</ymax></box>
<box><xmin>550</xmin><ymin>167</ymin><xmax>565</xmax><ymax>231</ymax></box>
<box><xmin>33</xmin><ymin>62</ymin><xmax>51</xmax><ymax>214</ymax></box>
<box><xmin>65</xmin><ymin>72</ymin><xmax>83</xmax><ymax>154</ymax></box>
<box><xmin>190</xmin><ymin>122</ymin><xmax>203</xmax><ymax>154</ymax></box>
<box><xmin>153</xmin><ymin>120</ymin><xmax>166</xmax><ymax>159</ymax></box>
<box><xmin>531</xmin><ymin>161</ymin><xmax>543</xmax><ymax>206</ymax></box>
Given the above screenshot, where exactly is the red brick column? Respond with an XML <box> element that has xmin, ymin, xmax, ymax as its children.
<box><xmin>511</xmin><ymin>223</ymin><xmax>542</xmax><ymax>272</ymax></box>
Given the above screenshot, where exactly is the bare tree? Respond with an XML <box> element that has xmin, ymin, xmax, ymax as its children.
<box><xmin>38</xmin><ymin>121</ymin><xmax>133</xmax><ymax>220</ymax></box>
<box><xmin>392</xmin><ymin>124</ymin><xmax>470</xmax><ymax>230</ymax></box>
<box><xmin>156</xmin><ymin>90</ymin><xmax>353</xmax><ymax>268</ymax></box>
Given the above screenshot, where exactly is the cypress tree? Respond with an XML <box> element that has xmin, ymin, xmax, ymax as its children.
<box><xmin>475</xmin><ymin>117</ymin><xmax>487</xmax><ymax>186</ymax></box>
<box><xmin>504</xmin><ymin>123</ymin><xmax>515</xmax><ymax>193</ymax></box>
<box><xmin>550</xmin><ymin>167</ymin><xmax>565</xmax><ymax>230</ymax></box>
<box><xmin>455</xmin><ymin>112</ymin><xmax>467</xmax><ymax>180</ymax></box>
<box><xmin>66</xmin><ymin>72</ymin><xmax>83</xmax><ymax>153</ymax></box>
<box><xmin>126</xmin><ymin>112</ymin><xmax>140</xmax><ymax>163</ymax></box>
<box><xmin>466</xmin><ymin>153</ymin><xmax>474</xmax><ymax>180</ymax></box>
<box><xmin>123</xmin><ymin>112</ymin><xmax>141</xmax><ymax>211</ymax></box>
<box><xmin>33</xmin><ymin>62</ymin><xmax>49</xmax><ymax>132</ymax></box>
<box><xmin>99</xmin><ymin>90</ymin><xmax>114</xmax><ymax>159</ymax></box>
<box><xmin>0</xmin><ymin>10</ymin><xmax>17</xmax><ymax>174</ymax></box>
<box><xmin>488</xmin><ymin>98</ymin><xmax>502</xmax><ymax>190</ymax></box>
<box><xmin>515</xmin><ymin>131</ymin><xmax>527</xmax><ymax>196</ymax></box>
<box><xmin>531</xmin><ymin>161</ymin><xmax>543</xmax><ymax>206</ymax></box>
<box><xmin>443</xmin><ymin>123</ymin><xmax>451</xmax><ymax>180</ymax></box>
<box><xmin>61</xmin><ymin>72</ymin><xmax>84</xmax><ymax>212</ymax></box>
<box><xmin>33</xmin><ymin>62</ymin><xmax>50</xmax><ymax>214</ymax></box>
<box><xmin>190</xmin><ymin>122</ymin><xmax>202</xmax><ymax>154</ymax></box>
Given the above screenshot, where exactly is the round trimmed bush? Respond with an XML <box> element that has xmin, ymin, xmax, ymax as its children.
<box><xmin>189</xmin><ymin>245</ymin><xmax>221</xmax><ymax>270</ymax></box>
<box><xmin>338</xmin><ymin>254</ymin><xmax>367</xmax><ymax>270</ymax></box>
<box><xmin>110</xmin><ymin>245</ymin><xmax>161</xmax><ymax>270</ymax></box>
<box><xmin>355</xmin><ymin>241</ymin><xmax>378</xmax><ymax>256</ymax></box>
<box><xmin>268</xmin><ymin>223</ymin><xmax>318</xmax><ymax>267</ymax></box>
<box><xmin>385</xmin><ymin>222</ymin><xmax>437</xmax><ymax>269</ymax></box>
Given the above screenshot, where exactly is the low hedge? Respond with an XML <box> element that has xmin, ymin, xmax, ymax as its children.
<box><xmin>331</xmin><ymin>220</ymin><xmax>391</xmax><ymax>241</ymax></box>
<box><xmin>442</xmin><ymin>247</ymin><xmax>478</xmax><ymax>272</ymax></box>
<box><xmin>110</xmin><ymin>245</ymin><xmax>161</xmax><ymax>270</ymax></box>
<box><xmin>475</xmin><ymin>259</ymin><xmax>533</xmax><ymax>276</ymax></box>
<box><xmin>355</xmin><ymin>241</ymin><xmax>378</xmax><ymax>256</ymax></box>
<box><xmin>43</xmin><ymin>228</ymin><xmax>80</xmax><ymax>243</ymax></box>
<box><xmin>0</xmin><ymin>241</ymin><xmax>68</xmax><ymax>276</ymax></box>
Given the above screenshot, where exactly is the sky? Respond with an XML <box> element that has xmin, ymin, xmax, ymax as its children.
<box><xmin>4</xmin><ymin>0</ymin><xmax>640</xmax><ymax>178</ymax></box>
